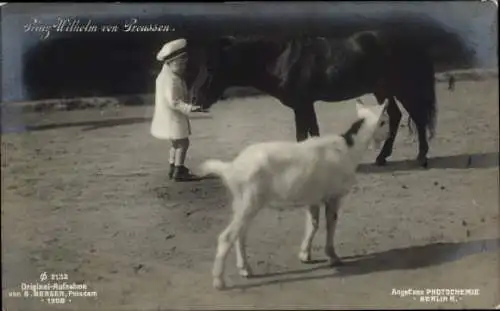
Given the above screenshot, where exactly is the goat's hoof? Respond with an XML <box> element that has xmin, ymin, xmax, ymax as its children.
<box><xmin>375</xmin><ymin>157</ymin><xmax>387</xmax><ymax>166</ymax></box>
<box><xmin>238</xmin><ymin>267</ymin><xmax>252</xmax><ymax>278</ymax></box>
<box><xmin>213</xmin><ymin>278</ymin><xmax>226</xmax><ymax>290</ymax></box>
<box><xmin>298</xmin><ymin>251</ymin><xmax>311</xmax><ymax>263</ymax></box>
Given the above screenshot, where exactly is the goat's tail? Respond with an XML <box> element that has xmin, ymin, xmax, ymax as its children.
<box><xmin>199</xmin><ymin>159</ymin><xmax>231</xmax><ymax>178</ymax></box>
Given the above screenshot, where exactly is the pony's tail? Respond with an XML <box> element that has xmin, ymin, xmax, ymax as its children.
<box><xmin>199</xmin><ymin>159</ymin><xmax>231</xmax><ymax>179</ymax></box>
<box><xmin>425</xmin><ymin>63</ymin><xmax>438</xmax><ymax>141</ymax></box>
<box><xmin>406</xmin><ymin>53</ymin><xmax>438</xmax><ymax>141</ymax></box>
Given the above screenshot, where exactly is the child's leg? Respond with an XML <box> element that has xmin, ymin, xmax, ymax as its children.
<box><xmin>174</xmin><ymin>138</ymin><xmax>190</xmax><ymax>167</ymax></box>
<box><xmin>168</xmin><ymin>140</ymin><xmax>176</xmax><ymax>179</ymax></box>
<box><xmin>171</xmin><ymin>137</ymin><xmax>198</xmax><ymax>181</ymax></box>
<box><xmin>169</xmin><ymin>142</ymin><xmax>176</xmax><ymax>165</ymax></box>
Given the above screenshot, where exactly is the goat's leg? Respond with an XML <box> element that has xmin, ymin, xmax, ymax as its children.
<box><xmin>235</xmin><ymin>224</ymin><xmax>252</xmax><ymax>277</ymax></box>
<box><xmin>213</xmin><ymin>201</ymin><xmax>257</xmax><ymax>290</ymax></box>
<box><xmin>298</xmin><ymin>204</ymin><xmax>320</xmax><ymax>263</ymax></box>
<box><xmin>212</xmin><ymin>213</ymin><xmax>245</xmax><ymax>290</ymax></box>
<box><xmin>325</xmin><ymin>197</ymin><xmax>342</xmax><ymax>266</ymax></box>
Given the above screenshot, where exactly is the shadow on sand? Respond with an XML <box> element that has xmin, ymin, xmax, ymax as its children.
<box><xmin>229</xmin><ymin>238</ymin><xmax>499</xmax><ymax>291</ymax></box>
<box><xmin>358</xmin><ymin>152</ymin><xmax>499</xmax><ymax>173</ymax></box>
<box><xmin>15</xmin><ymin>115</ymin><xmax>213</xmax><ymax>133</ymax></box>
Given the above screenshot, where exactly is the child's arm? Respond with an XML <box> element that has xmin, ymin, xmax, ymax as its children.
<box><xmin>165</xmin><ymin>78</ymin><xmax>200</xmax><ymax>115</ymax></box>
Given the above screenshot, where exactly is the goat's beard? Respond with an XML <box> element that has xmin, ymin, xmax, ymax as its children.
<box><xmin>371</xmin><ymin>140</ymin><xmax>382</xmax><ymax>150</ymax></box>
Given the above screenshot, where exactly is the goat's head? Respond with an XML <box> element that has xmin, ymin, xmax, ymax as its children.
<box><xmin>355</xmin><ymin>98</ymin><xmax>390</xmax><ymax>150</ymax></box>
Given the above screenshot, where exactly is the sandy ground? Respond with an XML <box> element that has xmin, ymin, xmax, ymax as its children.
<box><xmin>1</xmin><ymin>80</ymin><xmax>499</xmax><ymax>310</ymax></box>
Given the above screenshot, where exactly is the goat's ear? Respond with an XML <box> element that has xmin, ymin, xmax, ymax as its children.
<box><xmin>381</xmin><ymin>99</ymin><xmax>389</xmax><ymax>113</ymax></box>
<box><xmin>355</xmin><ymin>98</ymin><xmax>365</xmax><ymax>114</ymax></box>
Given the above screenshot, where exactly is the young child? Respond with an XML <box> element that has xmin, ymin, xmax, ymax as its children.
<box><xmin>151</xmin><ymin>38</ymin><xmax>203</xmax><ymax>182</ymax></box>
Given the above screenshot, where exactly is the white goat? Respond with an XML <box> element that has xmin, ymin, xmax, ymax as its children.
<box><xmin>199</xmin><ymin>99</ymin><xmax>390</xmax><ymax>290</ymax></box>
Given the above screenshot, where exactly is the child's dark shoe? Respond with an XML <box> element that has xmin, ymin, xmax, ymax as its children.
<box><xmin>173</xmin><ymin>166</ymin><xmax>201</xmax><ymax>182</ymax></box>
<box><xmin>168</xmin><ymin>164</ymin><xmax>175</xmax><ymax>180</ymax></box>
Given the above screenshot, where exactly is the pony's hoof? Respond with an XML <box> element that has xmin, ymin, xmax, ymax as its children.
<box><xmin>213</xmin><ymin>278</ymin><xmax>226</xmax><ymax>290</ymax></box>
<box><xmin>298</xmin><ymin>251</ymin><xmax>311</xmax><ymax>263</ymax></box>
<box><xmin>417</xmin><ymin>157</ymin><xmax>428</xmax><ymax>168</ymax></box>
<box><xmin>238</xmin><ymin>267</ymin><xmax>252</xmax><ymax>278</ymax></box>
<box><xmin>375</xmin><ymin>157</ymin><xmax>387</xmax><ymax>166</ymax></box>
<box><xmin>328</xmin><ymin>256</ymin><xmax>343</xmax><ymax>267</ymax></box>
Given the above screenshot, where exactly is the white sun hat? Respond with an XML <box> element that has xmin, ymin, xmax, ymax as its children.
<box><xmin>156</xmin><ymin>38</ymin><xmax>188</xmax><ymax>62</ymax></box>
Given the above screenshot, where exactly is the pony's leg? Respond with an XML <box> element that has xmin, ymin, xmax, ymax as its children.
<box><xmin>293</xmin><ymin>106</ymin><xmax>311</xmax><ymax>142</ymax></box>
<box><xmin>395</xmin><ymin>52</ymin><xmax>436</xmax><ymax>168</ymax></box>
<box><xmin>375</xmin><ymin>97</ymin><xmax>402</xmax><ymax>166</ymax></box>
<box><xmin>298</xmin><ymin>204</ymin><xmax>320</xmax><ymax>263</ymax></box>
<box><xmin>325</xmin><ymin>196</ymin><xmax>342</xmax><ymax>266</ymax></box>
<box><xmin>399</xmin><ymin>98</ymin><xmax>430</xmax><ymax>168</ymax></box>
<box><xmin>212</xmin><ymin>198</ymin><xmax>258</xmax><ymax>290</ymax></box>
<box><xmin>415</xmin><ymin>120</ymin><xmax>430</xmax><ymax>168</ymax></box>
<box><xmin>305</xmin><ymin>103</ymin><xmax>320</xmax><ymax>137</ymax></box>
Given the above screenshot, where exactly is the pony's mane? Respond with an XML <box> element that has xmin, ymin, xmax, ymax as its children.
<box><xmin>222</xmin><ymin>35</ymin><xmax>288</xmax><ymax>50</ymax></box>
<box><xmin>228</xmin><ymin>35</ymin><xmax>283</xmax><ymax>43</ymax></box>
<box><xmin>219</xmin><ymin>35</ymin><xmax>289</xmax><ymax>59</ymax></box>
<box><xmin>227</xmin><ymin>35</ymin><xmax>325</xmax><ymax>46</ymax></box>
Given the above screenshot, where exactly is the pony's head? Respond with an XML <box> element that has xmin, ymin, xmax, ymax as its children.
<box><xmin>355</xmin><ymin>98</ymin><xmax>390</xmax><ymax>150</ymax></box>
<box><xmin>183</xmin><ymin>36</ymin><xmax>236</xmax><ymax>111</ymax></box>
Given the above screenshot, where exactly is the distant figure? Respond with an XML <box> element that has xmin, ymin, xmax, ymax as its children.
<box><xmin>448</xmin><ymin>75</ymin><xmax>455</xmax><ymax>91</ymax></box>
<box><xmin>151</xmin><ymin>38</ymin><xmax>204</xmax><ymax>182</ymax></box>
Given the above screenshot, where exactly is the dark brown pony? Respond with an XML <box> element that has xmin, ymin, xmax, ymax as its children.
<box><xmin>186</xmin><ymin>30</ymin><xmax>438</xmax><ymax>167</ymax></box>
